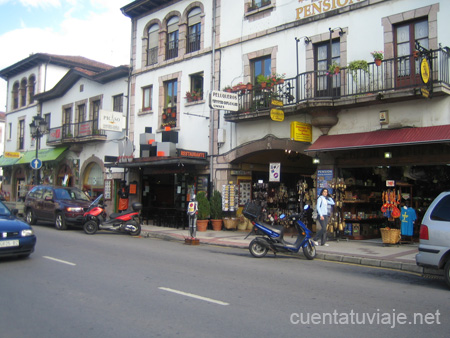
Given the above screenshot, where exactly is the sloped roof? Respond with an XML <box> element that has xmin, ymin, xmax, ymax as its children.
<box><xmin>0</xmin><ymin>53</ymin><xmax>114</xmax><ymax>80</ymax></box>
<box><xmin>34</xmin><ymin>65</ymin><xmax>130</xmax><ymax>101</ymax></box>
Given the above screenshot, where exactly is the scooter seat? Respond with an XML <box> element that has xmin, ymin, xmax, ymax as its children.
<box><xmin>259</xmin><ymin>222</ymin><xmax>284</xmax><ymax>236</ymax></box>
<box><xmin>109</xmin><ymin>212</ymin><xmax>122</xmax><ymax>219</ymax></box>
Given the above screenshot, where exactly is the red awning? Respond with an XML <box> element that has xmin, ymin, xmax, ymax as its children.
<box><xmin>306</xmin><ymin>125</ymin><xmax>450</xmax><ymax>152</ymax></box>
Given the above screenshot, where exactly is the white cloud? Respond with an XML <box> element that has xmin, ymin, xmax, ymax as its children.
<box><xmin>0</xmin><ymin>0</ymin><xmax>131</xmax><ymax>111</ymax></box>
<box><xmin>19</xmin><ymin>0</ymin><xmax>61</xmax><ymax>9</ymax></box>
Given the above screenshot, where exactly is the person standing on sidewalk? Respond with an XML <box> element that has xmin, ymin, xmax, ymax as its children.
<box><xmin>313</xmin><ymin>188</ymin><xmax>335</xmax><ymax>247</ymax></box>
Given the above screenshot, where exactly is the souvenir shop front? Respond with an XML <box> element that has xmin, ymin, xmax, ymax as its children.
<box><xmin>307</xmin><ymin>128</ymin><xmax>450</xmax><ymax>242</ymax></box>
<box><xmin>224</xmin><ymin>147</ymin><xmax>319</xmax><ymax>230</ymax></box>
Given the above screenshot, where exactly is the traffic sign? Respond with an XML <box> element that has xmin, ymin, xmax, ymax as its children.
<box><xmin>30</xmin><ymin>158</ymin><xmax>42</xmax><ymax>170</ymax></box>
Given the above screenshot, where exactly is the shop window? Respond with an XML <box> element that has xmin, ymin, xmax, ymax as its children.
<box><xmin>90</xmin><ymin>97</ymin><xmax>102</xmax><ymax>133</ymax></box>
<box><xmin>147</xmin><ymin>24</ymin><xmax>159</xmax><ymax>66</ymax></box>
<box><xmin>63</xmin><ymin>106</ymin><xmax>72</xmax><ymax>138</ymax></box>
<box><xmin>187</xmin><ymin>8</ymin><xmax>201</xmax><ymax>53</ymax></box>
<box><xmin>395</xmin><ymin>19</ymin><xmax>428</xmax><ymax>85</ymax></box>
<box><xmin>142</xmin><ymin>86</ymin><xmax>152</xmax><ymax>112</ymax></box>
<box><xmin>166</xmin><ymin>16</ymin><xmax>179</xmax><ymax>60</ymax></box>
<box><xmin>187</xmin><ymin>72</ymin><xmax>203</xmax><ymax>102</ymax></box>
<box><xmin>113</xmin><ymin>94</ymin><xmax>124</xmax><ymax>112</ymax></box>
<box><xmin>251</xmin><ymin>56</ymin><xmax>271</xmax><ymax>84</ymax></box>
<box><xmin>20</xmin><ymin>78</ymin><xmax>27</xmax><ymax>107</ymax></box>
<box><xmin>28</xmin><ymin>75</ymin><xmax>35</xmax><ymax>104</ymax></box>
<box><xmin>315</xmin><ymin>40</ymin><xmax>341</xmax><ymax>97</ymax></box>
<box><xmin>18</xmin><ymin>119</ymin><xmax>25</xmax><ymax>150</ymax></box>
<box><xmin>12</xmin><ymin>82</ymin><xmax>19</xmax><ymax>109</ymax></box>
<box><xmin>44</xmin><ymin>113</ymin><xmax>51</xmax><ymax>134</ymax></box>
<box><xmin>248</xmin><ymin>0</ymin><xmax>271</xmax><ymax>12</ymax></box>
<box><xmin>162</xmin><ymin>79</ymin><xmax>177</xmax><ymax>128</ymax></box>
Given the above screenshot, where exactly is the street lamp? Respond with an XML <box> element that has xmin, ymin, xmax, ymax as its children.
<box><xmin>29</xmin><ymin>115</ymin><xmax>47</xmax><ymax>185</ymax></box>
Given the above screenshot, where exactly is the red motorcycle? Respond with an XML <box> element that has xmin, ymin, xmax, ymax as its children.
<box><xmin>83</xmin><ymin>194</ymin><xmax>142</xmax><ymax>236</ymax></box>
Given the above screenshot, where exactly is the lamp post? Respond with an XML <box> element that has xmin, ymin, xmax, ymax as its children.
<box><xmin>29</xmin><ymin>115</ymin><xmax>47</xmax><ymax>185</ymax></box>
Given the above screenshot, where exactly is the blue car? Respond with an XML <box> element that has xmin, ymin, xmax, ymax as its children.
<box><xmin>0</xmin><ymin>200</ymin><xmax>36</xmax><ymax>259</ymax></box>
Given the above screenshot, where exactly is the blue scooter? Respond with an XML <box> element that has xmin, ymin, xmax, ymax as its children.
<box><xmin>243</xmin><ymin>202</ymin><xmax>316</xmax><ymax>260</ymax></box>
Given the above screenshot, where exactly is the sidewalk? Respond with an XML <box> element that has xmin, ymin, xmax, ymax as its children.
<box><xmin>140</xmin><ymin>223</ymin><xmax>424</xmax><ymax>274</ymax></box>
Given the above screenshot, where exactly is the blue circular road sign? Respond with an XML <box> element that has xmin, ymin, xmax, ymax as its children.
<box><xmin>30</xmin><ymin>158</ymin><xmax>42</xmax><ymax>170</ymax></box>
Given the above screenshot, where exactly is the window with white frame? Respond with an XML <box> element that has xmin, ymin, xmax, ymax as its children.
<box><xmin>187</xmin><ymin>8</ymin><xmax>201</xmax><ymax>53</ymax></box>
<box><xmin>147</xmin><ymin>24</ymin><xmax>159</xmax><ymax>66</ymax></box>
<box><xmin>142</xmin><ymin>86</ymin><xmax>152</xmax><ymax>112</ymax></box>
<box><xmin>166</xmin><ymin>16</ymin><xmax>179</xmax><ymax>60</ymax></box>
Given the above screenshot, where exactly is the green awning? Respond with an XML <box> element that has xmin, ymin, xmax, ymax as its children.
<box><xmin>0</xmin><ymin>156</ymin><xmax>19</xmax><ymax>166</ymax></box>
<box><xmin>16</xmin><ymin>147</ymin><xmax>68</xmax><ymax>164</ymax></box>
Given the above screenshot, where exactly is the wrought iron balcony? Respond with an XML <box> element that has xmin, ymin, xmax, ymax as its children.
<box><xmin>46</xmin><ymin>120</ymin><xmax>106</xmax><ymax>145</ymax></box>
<box><xmin>224</xmin><ymin>48</ymin><xmax>450</xmax><ymax>122</ymax></box>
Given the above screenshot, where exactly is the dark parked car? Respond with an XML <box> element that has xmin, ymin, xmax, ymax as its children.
<box><xmin>0</xmin><ymin>200</ymin><xmax>36</xmax><ymax>259</ymax></box>
<box><xmin>24</xmin><ymin>186</ymin><xmax>92</xmax><ymax>230</ymax></box>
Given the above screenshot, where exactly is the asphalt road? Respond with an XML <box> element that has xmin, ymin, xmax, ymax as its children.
<box><xmin>1</xmin><ymin>225</ymin><xmax>448</xmax><ymax>338</ymax></box>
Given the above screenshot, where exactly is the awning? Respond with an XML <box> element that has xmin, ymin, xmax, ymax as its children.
<box><xmin>306</xmin><ymin>125</ymin><xmax>450</xmax><ymax>152</ymax></box>
<box><xmin>15</xmin><ymin>146</ymin><xmax>68</xmax><ymax>164</ymax></box>
<box><xmin>0</xmin><ymin>156</ymin><xmax>19</xmax><ymax>166</ymax></box>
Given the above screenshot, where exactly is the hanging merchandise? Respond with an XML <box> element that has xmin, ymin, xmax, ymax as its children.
<box><xmin>381</xmin><ymin>189</ymin><xmax>401</xmax><ymax>220</ymax></box>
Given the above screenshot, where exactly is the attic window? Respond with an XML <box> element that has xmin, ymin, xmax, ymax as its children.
<box><xmin>80</xmin><ymin>84</ymin><xmax>84</xmax><ymax>92</ymax></box>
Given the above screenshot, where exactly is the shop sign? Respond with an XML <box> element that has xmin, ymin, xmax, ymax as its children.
<box><xmin>178</xmin><ymin>150</ymin><xmax>207</xmax><ymax>159</ymax></box>
<box><xmin>317</xmin><ymin>169</ymin><xmax>334</xmax><ymax>195</ymax></box>
<box><xmin>386</xmin><ymin>180</ymin><xmax>395</xmax><ymax>187</ymax></box>
<box><xmin>290</xmin><ymin>121</ymin><xmax>312</xmax><ymax>142</ymax></box>
<box><xmin>421</xmin><ymin>87</ymin><xmax>430</xmax><ymax>98</ymax></box>
<box><xmin>231</xmin><ymin>170</ymin><xmax>252</xmax><ymax>176</ymax></box>
<box><xmin>4</xmin><ymin>152</ymin><xmax>21</xmax><ymax>158</ymax></box>
<box><xmin>100</xmin><ymin>110</ymin><xmax>125</xmax><ymax>132</ymax></box>
<box><xmin>296</xmin><ymin>0</ymin><xmax>364</xmax><ymax>20</ymax></box>
<box><xmin>210</xmin><ymin>91</ymin><xmax>239</xmax><ymax>111</ymax></box>
<box><xmin>48</xmin><ymin>127</ymin><xmax>62</xmax><ymax>142</ymax></box>
<box><xmin>270</xmin><ymin>109</ymin><xmax>284</xmax><ymax>122</ymax></box>
<box><xmin>271</xmin><ymin>99</ymin><xmax>283</xmax><ymax>107</ymax></box>
<box><xmin>420</xmin><ymin>58</ymin><xmax>430</xmax><ymax>84</ymax></box>
<box><xmin>269</xmin><ymin>163</ymin><xmax>281</xmax><ymax>182</ymax></box>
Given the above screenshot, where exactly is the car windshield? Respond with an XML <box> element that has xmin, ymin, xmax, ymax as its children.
<box><xmin>0</xmin><ymin>201</ymin><xmax>11</xmax><ymax>216</ymax></box>
<box><xmin>54</xmin><ymin>188</ymin><xmax>91</xmax><ymax>201</ymax></box>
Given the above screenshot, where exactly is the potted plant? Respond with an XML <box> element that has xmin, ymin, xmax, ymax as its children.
<box><xmin>223</xmin><ymin>85</ymin><xmax>233</xmax><ymax>93</ymax></box>
<box><xmin>210</xmin><ymin>190</ymin><xmax>223</xmax><ymax>231</ymax></box>
<box><xmin>328</xmin><ymin>62</ymin><xmax>340</xmax><ymax>76</ymax></box>
<box><xmin>347</xmin><ymin>60</ymin><xmax>369</xmax><ymax>83</ymax></box>
<box><xmin>196</xmin><ymin>191</ymin><xmax>210</xmax><ymax>231</ymax></box>
<box><xmin>370</xmin><ymin>51</ymin><xmax>384</xmax><ymax>66</ymax></box>
<box><xmin>257</xmin><ymin>74</ymin><xmax>270</xmax><ymax>88</ymax></box>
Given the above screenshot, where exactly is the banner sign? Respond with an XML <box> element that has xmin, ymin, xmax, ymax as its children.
<box><xmin>100</xmin><ymin>110</ymin><xmax>125</xmax><ymax>132</ymax></box>
<box><xmin>210</xmin><ymin>91</ymin><xmax>239</xmax><ymax>111</ymax></box>
<box><xmin>290</xmin><ymin>121</ymin><xmax>312</xmax><ymax>142</ymax></box>
<box><xmin>269</xmin><ymin>163</ymin><xmax>281</xmax><ymax>182</ymax></box>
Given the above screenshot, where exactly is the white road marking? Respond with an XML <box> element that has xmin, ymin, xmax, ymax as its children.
<box><xmin>158</xmin><ymin>287</ymin><xmax>229</xmax><ymax>306</ymax></box>
<box><xmin>43</xmin><ymin>256</ymin><xmax>76</xmax><ymax>266</ymax></box>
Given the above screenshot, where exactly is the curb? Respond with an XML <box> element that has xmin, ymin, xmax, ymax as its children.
<box><xmin>141</xmin><ymin>229</ymin><xmax>424</xmax><ymax>274</ymax></box>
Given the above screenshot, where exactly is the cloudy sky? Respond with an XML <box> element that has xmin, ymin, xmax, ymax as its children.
<box><xmin>0</xmin><ymin>0</ymin><xmax>133</xmax><ymax>111</ymax></box>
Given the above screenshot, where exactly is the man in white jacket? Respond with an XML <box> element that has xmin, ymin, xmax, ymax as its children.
<box><xmin>313</xmin><ymin>188</ymin><xmax>335</xmax><ymax>246</ymax></box>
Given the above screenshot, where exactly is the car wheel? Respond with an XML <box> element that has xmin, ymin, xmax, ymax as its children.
<box><xmin>444</xmin><ymin>260</ymin><xmax>450</xmax><ymax>290</ymax></box>
<box><xmin>25</xmin><ymin>209</ymin><xmax>37</xmax><ymax>225</ymax></box>
<box><xmin>55</xmin><ymin>212</ymin><xmax>67</xmax><ymax>230</ymax></box>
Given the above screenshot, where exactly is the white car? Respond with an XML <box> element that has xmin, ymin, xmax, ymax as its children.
<box><xmin>416</xmin><ymin>191</ymin><xmax>450</xmax><ymax>289</ymax></box>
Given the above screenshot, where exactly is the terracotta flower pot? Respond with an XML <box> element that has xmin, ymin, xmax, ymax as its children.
<box><xmin>196</xmin><ymin>219</ymin><xmax>208</xmax><ymax>232</ymax></box>
<box><xmin>211</xmin><ymin>219</ymin><xmax>223</xmax><ymax>231</ymax></box>
<box><xmin>375</xmin><ymin>59</ymin><xmax>382</xmax><ymax>66</ymax></box>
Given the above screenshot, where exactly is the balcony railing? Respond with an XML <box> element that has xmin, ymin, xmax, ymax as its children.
<box><xmin>225</xmin><ymin>48</ymin><xmax>450</xmax><ymax>120</ymax></box>
<box><xmin>47</xmin><ymin>120</ymin><xmax>106</xmax><ymax>144</ymax></box>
